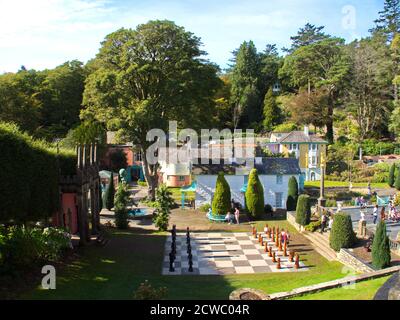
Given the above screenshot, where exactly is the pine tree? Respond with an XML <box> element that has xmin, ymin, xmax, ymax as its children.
<box><xmin>104</xmin><ymin>172</ymin><xmax>115</xmax><ymax>210</ymax></box>
<box><xmin>389</xmin><ymin>163</ymin><xmax>396</xmax><ymax>187</ymax></box>
<box><xmin>395</xmin><ymin>166</ymin><xmax>400</xmax><ymax>190</ymax></box>
<box><xmin>329</xmin><ymin>213</ymin><xmax>356</xmax><ymax>252</ymax></box>
<box><xmin>245</xmin><ymin>169</ymin><xmax>265</xmax><ymax>219</ymax></box>
<box><xmin>284</xmin><ymin>23</ymin><xmax>329</xmax><ymax>53</ymax></box>
<box><xmin>211</xmin><ymin>173</ymin><xmax>231</xmax><ymax>216</ymax></box>
<box><xmin>373</xmin><ymin>0</ymin><xmax>400</xmax><ymax>42</ymax></box>
<box><xmin>262</xmin><ymin>88</ymin><xmax>282</xmax><ymax>132</ymax></box>
<box><xmin>286</xmin><ymin>176</ymin><xmax>299</xmax><ymax>211</ymax></box>
<box><xmin>295</xmin><ymin>195</ymin><xmax>311</xmax><ymax>226</ymax></box>
<box><xmin>372</xmin><ymin>221</ymin><xmax>391</xmax><ymax>269</ymax></box>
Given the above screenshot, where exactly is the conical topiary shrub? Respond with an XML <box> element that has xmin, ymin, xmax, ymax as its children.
<box><xmin>286</xmin><ymin>176</ymin><xmax>299</xmax><ymax>211</ymax></box>
<box><xmin>114</xmin><ymin>182</ymin><xmax>130</xmax><ymax>229</ymax></box>
<box><xmin>245</xmin><ymin>169</ymin><xmax>265</xmax><ymax>219</ymax></box>
<box><xmin>211</xmin><ymin>172</ymin><xmax>231</xmax><ymax>216</ymax></box>
<box><xmin>104</xmin><ymin>172</ymin><xmax>115</xmax><ymax>210</ymax></box>
<box><xmin>329</xmin><ymin>212</ymin><xmax>356</xmax><ymax>252</ymax></box>
<box><xmin>389</xmin><ymin>163</ymin><xmax>396</xmax><ymax>188</ymax></box>
<box><xmin>395</xmin><ymin>166</ymin><xmax>400</xmax><ymax>191</ymax></box>
<box><xmin>372</xmin><ymin>221</ymin><xmax>391</xmax><ymax>269</ymax></box>
<box><xmin>295</xmin><ymin>195</ymin><xmax>311</xmax><ymax>226</ymax></box>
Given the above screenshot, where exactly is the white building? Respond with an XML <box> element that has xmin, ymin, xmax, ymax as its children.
<box><xmin>193</xmin><ymin>158</ymin><xmax>302</xmax><ymax>209</ymax></box>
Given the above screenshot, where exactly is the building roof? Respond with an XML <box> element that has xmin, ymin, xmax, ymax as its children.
<box><xmin>276</xmin><ymin>131</ymin><xmax>328</xmax><ymax>144</ymax></box>
<box><xmin>192</xmin><ymin>158</ymin><xmax>301</xmax><ymax>176</ymax></box>
<box><xmin>255</xmin><ymin>158</ymin><xmax>301</xmax><ymax>175</ymax></box>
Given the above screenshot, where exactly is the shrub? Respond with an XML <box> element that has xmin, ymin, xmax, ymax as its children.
<box><xmin>295</xmin><ymin>195</ymin><xmax>311</xmax><ymax>226</ymax></box>
<box><xmin>114</xmin><ymin>182</ymin><xmax>130</xmax><ymax>229</ymax></box>
<box><xmin>286</xmin><ymin>176</ymin><xmax>299</xmax><ymax>211</ymax></box>
<box><xmin>395</xmin><ymin>167</ymin><xmax>400</xmax><ymax>191</ymax></box>
<box><xmin>137</xmin><ymin>181</ymin><xmax>148</xmax><ymax>187</ymax></box>
<box><xmin>42</xmin><ymin>227</ymin><xmax>72</xmax><ymax>261</ymax></box>
<box><xmin>389</xmin><ymin>163</ymin><xmax>396</xmax><ymax>187</ymax></box>
<box><xmin>199</xmin><ymin>203</ymin><xmax>211</xmax><ymax>213</ymax></box>
<box><xmin>305</xmin><ymin>220</ymin><xmax>322</xmax><ymax>232</ymax></box>
<box><xmin>329</xmin><ymin>213</ymin><xmax>356</xmax><ymax>251</ymax></box>
<box><xmin>212</xmin><ymin>173</ymin><xmax>231</xmax><ymax>216</ymax></box>
<box><xmin>264</xmin><ymin>204</ymin><xmax>273</xmax><ymax>214</ymax></box>
<box><xmin>153</xmin><ymin>184</ymin><xmax>173</xmax><ymax>231</ymax></box>
<box><xmin>372</xmin><ymin>221</ymin><xmax>391</xmax><ymax>269</ymax></box>
<box><xmin>245</xmin><ymin>169</ymin><xmax>264</xmax><ymax>219</ymax></box>
<box><xmin>133</xmin><ymin>280</ymin><xmax>167</xmax><ymax>300</ymax></box>
<box><xmin>104</xmin><ymin>173</ymin><xmax>115</xmax><ymax>210</ymax></box>
<box><xmin>325</xmin><ymin>199</ymin><xmax>337</xmax><ymax>207</ymax></box>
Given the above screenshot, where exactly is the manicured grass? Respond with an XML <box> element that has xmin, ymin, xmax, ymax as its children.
<box><xmin>167</xmin><ymin>187</ymin><xmax>195</xmax><ymax>201</ymax></box>
<box><xmin>21</xmin><ymin>223</ymin><xmax>347</xmax><ymax>300</ymax></box>
<box><xmin>291</xmin><ymin>276</ymin><xmax>390</xmax><ymax>300</ymax></box>
<box><xmin>305</xmin><ymin>181</ymin><xmax>389</xmax><ymax>189</ymax></box>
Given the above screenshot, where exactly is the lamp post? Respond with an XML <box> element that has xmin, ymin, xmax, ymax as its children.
<box><xmin>318</xmin><ymin>163</ymin><xmax>326</xmax><ymax>208</ymax></box>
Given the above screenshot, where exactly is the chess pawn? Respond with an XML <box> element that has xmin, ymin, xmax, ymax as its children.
<box><xmin>277</xmin><ymin>258</ymin><xmax>281</xmax><ymax>269</ymax></box>
<box><xmin>283</xmin><ymin>243</ymin><xmax>288</xmax><ymax>257</ymax></box>
<box><xmin>264</xmin><ymin>242</ymin><xmax>268</xmax><ymax>253</ymax></box>
<box><xmin>294</xmin><ymin>254</ymin><xmax>300</xmax><ymax>269</ymax></box>
<box><xmin>268</xmin><ymin>229</ymin><xmax>272</xmax><ymax>239</ymax></box>
<box><xmin>268</xmin><ymin>246</ymin><xmax>272</xmax><ymax>257</ymax></box>
<box><xmin>275</xmin><ymin>235</ymin><xmax>279</xmax><ymax>247</ymax></box>
<box><xmin>289</xmin><ymin>251</ymin><xmax>295</xmax><ymax>262</ymax></box>
<box><xmin>254</xmin><ymin>231</ymin><xmax>258</xmax><ymax>239</ymax></box>
<box><xmin>272</xmin><ymin>233</ymin><xmax>275</xmax><ymax>242</ymax></box>
<box><xmin>278</xmin><ymin>240</ymin><xmax>283</xmax><ymax>252</ymax></box>
<box><xmin>272</xmin><ymin>251</ymin><xmax>277</xmax><ymax>263</ymax></box>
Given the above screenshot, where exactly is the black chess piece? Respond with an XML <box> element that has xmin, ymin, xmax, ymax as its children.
<box><xmin>188</xmin><ymin>259</ymin><xmax>193</xmax><ymax>272</ymax></box>
<box><xmin>186</xmin><ymin>236</ymin><xmax>190</xmax><ymax>245</ymax></box>
<box><xmin>188</xmin><ymin>252</ymin><xmax>192</xmax><ymax>261</ymax></box>
<box><xmin>169</xmin><ymin>252</ymin><xmax>175</xmax><ymax>272</ymax></box>
<box><xmin>187</xmin><ymin>244</ymin><xmax>191</xmax><ymax>254</ymax></box>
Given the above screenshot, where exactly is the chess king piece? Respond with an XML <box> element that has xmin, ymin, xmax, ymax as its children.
<box><xmin>272</xmin><ymin>251</ymin><xmax>276</xmax><ymax>263</ymax></box>
<box><xmin>277</xmin><ymin>258</ymin><xmax>281</xmax><ymax>269</ymax></box>
<box><xmin>294</xmin><ymin>254</ymin><xmax>300</xmax><ymax>269</ymax></box>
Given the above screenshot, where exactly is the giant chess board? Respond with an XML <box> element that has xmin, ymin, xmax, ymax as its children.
<box><xmin>162</xmin><ymin>232</ymin><xmax>308</xmax><ymax>275</ymax></box>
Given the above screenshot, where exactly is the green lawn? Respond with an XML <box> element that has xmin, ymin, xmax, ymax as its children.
<box><xmin>21</xmin><ymin>223</ymin><xmax>347</xmax><ymax>300</ymax></box>
<box><xmin>304</xmin><ymin>181</ymin><xmax>389</xmax><ymax>189</ymax></box>
<box><xmin>291</xmin><ymin>276</ymin><xmax>390</xmax><ymax>300</ymax></box>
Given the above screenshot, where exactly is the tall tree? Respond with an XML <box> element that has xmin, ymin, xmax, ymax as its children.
<box><xmin>280</xmin><ymin>38</ymin><xmax>350</xmax><ymax>143</ymax></box>
<box><xmin>283</xmin><ymin>23</ymin><xmax>329</xmax><ymax>53</ymax></box>
<box><xmin>229</xmin><ymin>41</ymin><xmax>263</xmax><ymax>128</ymax></box>
<box><xmin>262</xmin><ymin>88</ymin><xmax>282</xmax><ymax>132</ymax></box>
<box><xmin>81</xmin><ymin>21</ymin><xmax>221</xmax><ymax>200</ymax></box>
<box><xmin>372</xmin><ymin>0</ymin><xmax>400</xmax><ymax>42</ymax></box>
<box><xmin>346</xmin><ymin>36</ymin><xmax>393</xmax><ymax>141</ymax></box>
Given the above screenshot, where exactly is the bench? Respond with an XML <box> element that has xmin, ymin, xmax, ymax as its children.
<box><xmin>207</xmin><ymin>213</ymin><xmax>227</xmax><ymax>223</ymax></box>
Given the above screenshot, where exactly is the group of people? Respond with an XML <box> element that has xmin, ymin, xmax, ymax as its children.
<box><xmin>225</xmin><ymin>199</ymin><xmax>240</xmax><ymax>225</ymax></box>
<box><xmin>320</xmin><ymin>212</ymin><xmax>334</xmax><ymax>233</ymax></box>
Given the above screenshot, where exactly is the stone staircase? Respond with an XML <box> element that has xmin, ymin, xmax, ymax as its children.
<box><xmin>302</xmin><ymin>231</ymin><xmax>338</xmax><ymax>261</ymax></box>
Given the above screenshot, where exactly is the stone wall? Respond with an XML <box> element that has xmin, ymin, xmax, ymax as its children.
<box><xmin>287</xmin><ymin>211</ymin><xmax>304</xmax><ymax>231</ymax></box>
<box><xmin>337</xmin><ymin>248</ymin><xmax>375</xmax><ymax>273</ymax></box>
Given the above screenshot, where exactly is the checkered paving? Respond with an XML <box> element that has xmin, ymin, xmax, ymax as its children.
<box><xmin>162</xmin><ymin>232</ymin><xmax>308</xmax><ymax>275</ymax></box>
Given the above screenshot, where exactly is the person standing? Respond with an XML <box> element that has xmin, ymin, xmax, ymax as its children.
<box><xmin>328</xmin><ymin>216</ymin><xmax>334</xmax><ymax>230</ymax></box>
<box><xmin>320</xmin><ymin>214</ymin><xmax>327</xmax><ymax>233</ymax></box>
<box><xmin>373</xmin><ymin>205</ymin><xmax>378</xmax><ymax>224</ymax></box>
<box><xmin>234</xmin><ymin>207</ymin><xmax>240</xmax><ymax>225</ymax></box>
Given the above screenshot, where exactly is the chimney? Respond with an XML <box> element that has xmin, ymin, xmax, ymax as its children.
<box><xmin>304</xmin><ymin>126</ymin><xmax>310</xmax><ymax>137</ymax></box>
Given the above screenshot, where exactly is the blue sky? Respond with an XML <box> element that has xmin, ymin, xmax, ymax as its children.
<box><xmin>0</xmin><ymin>0</ymin><xmax>384</xmax><ymax>73</ymax></box>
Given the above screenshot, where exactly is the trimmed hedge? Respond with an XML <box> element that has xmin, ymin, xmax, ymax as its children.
<box><xmin>329</xmin><ymin>212</ymin><xmax>356</xmax><ymax>252</ymax></box>
<box><xmin>286</xmin><ymin>176</ymin><xmax>299</xmax><ymax>211</ymax></box>
<box><xmin>389</xmin><ymin>163</ymin><xmax>396</xmax><ymax>188</ymax></box>
<box><xmin>245</xmin><ymin>169</ymin><xmax>264</xmax><ymax>219</ymax></box>
<box><xmin>212</xmin><ymin>172</ymin><xmax>231</xmax><ymax>216</ymax></box>
<box><xmin>0</xmin><ymin>122</ymin><xmax>75</xmax><ymax>223</ymax></box>
<box><xmin>372</xmin><ymin>221</ymin><xmax>391</xmax><ymax>269</ymax></box>
<box><xmin>295</xmin><ymin>195</ymin><xmax>311</xmax><ymax>226</ymax></box>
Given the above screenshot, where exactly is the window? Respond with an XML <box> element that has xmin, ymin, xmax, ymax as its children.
<box><xmin>276</xmin><ymin>175</ymin><xmax>283</xmax><ymax>185</ymax></box>
<box><xmin>289</xmin><ymin>144</ymin><xmax>298</xmax><ymax>151</ymax></box>
<box><xmin>134</xmin><ymin>152</ymin><xmax>142</xmax><ymax>162</ymax></box>
<box><xmin>275</xmin><ymin>193</ymin><xmax>283</xmax><ymax>208</ymax></box>
<box><xmin>309</xmin><ymin>144</ymin><xmax>317</xmax><ymax>151</ymax></box>
<box><xmin>309</xmin><ymin>156</ymin><xmax>317</xmax><ymax>166</ymax></box>
<box><xmin>179</xmin><ymin>176</ymin><xmax>185</xmax><ymax>181</ymax></box>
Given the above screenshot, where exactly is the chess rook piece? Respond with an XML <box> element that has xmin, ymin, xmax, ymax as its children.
<box><xmin>295</xmin><ymin>254</ymin><xmax>300</xmax><ymax>269</ymax></box>
<box><xmin>277</xmin><ymin>258</ymin><xmax>281</xmax><ymax>269</ymax></box>
<box><xmin>272</xmin><ymin>251</ymin><xmax>276</xmax><ymax>263</ymax></box>
<box><xmin>268</xmin><ymin>246</ymin><xmax>272</xmax><ymax>257</ymax></box>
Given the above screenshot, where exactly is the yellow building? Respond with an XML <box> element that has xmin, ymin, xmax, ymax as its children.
<box><xmin>269</xmin><ymin>126</ymin><xmax>328</xmax><ymax>182</ymax></box>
